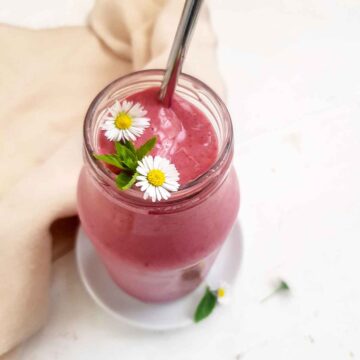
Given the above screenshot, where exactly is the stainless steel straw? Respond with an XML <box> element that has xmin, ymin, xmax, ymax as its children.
<box><xmin>159</xmin><ymin>0</ymin><xmax>204</xmax><ymax>107</ymax></box>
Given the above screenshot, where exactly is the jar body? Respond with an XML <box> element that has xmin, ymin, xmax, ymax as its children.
<box><xmin>77</xmin><ymin>166</ymin><xmax>239</xmax><ymax>302</ymax></box>
<box><xmin>77</xmin><ymin>70</ymin><xmax>239</xmax><ymax>302</ymax></box>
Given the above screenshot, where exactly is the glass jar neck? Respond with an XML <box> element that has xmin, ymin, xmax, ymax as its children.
<box><xmin>83</xmin><ymin>70</ymin><xmax>233</xmax><ymax>211</ymax></box>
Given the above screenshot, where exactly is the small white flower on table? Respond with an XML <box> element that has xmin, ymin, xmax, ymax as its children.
<box><xmin>101</xmin><ymin>100</ymin><xmax>150</xmax><ymax>142</ymax></box>
<box><xmin>210</xmin><ymin>281</ymin><xmax>231</xmax><ymax>305</ymax></box>
<box><xmin>136</xmin><ymin>155</ymin><xmax>180</xmax><ymax>202</ymax></box>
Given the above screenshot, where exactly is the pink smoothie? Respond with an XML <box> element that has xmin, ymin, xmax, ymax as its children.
<box><xmin>78</xmin><ymin>86</ymin><xmax>239</xmax><ymax>302</ymax></box>
<box><xmin>98</xmin><ymin>87</ymin><xmax>218</xmax><ymax>185</ymax></box>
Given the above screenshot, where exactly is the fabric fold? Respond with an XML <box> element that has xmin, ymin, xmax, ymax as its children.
<box><xmin>0</xmin><ymin>0</ymin><xmax>223</xmax><ymax>355</ymax></box>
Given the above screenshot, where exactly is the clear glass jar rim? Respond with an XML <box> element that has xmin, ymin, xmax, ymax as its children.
<box><xmin>83</xmin><ymin>69</ymin><xmax>233</xmax><ymax>205</ymax></box>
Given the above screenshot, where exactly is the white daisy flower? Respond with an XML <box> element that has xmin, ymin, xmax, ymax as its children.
<box><xmin>210</xmin><ymin>281</ymin><xmax>231</xmax><ymax>305</ymax></box>
<box><xmin>101</xmin><ymin>100</ymin><xmax>150</xmax><ymax>142</ymax></box>
<box><xmin>135</xmin><ymin>155</ymin><xmax>180</xmax><ymax>202</ymax></box>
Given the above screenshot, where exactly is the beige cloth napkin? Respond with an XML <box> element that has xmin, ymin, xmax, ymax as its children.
<box><xmin>0</xmin><ymin>0</ymin><xmax>223</xmax><ymax>356</ymax></box>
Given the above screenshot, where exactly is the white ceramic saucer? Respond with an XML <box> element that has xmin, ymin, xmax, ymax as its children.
<box><xmin>76</xmin><ymin>222</ymin><xmax>243</xmax><ymax>330</ymax></box>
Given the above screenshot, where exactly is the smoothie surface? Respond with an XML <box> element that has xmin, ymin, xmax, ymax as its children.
<box><xmin>98</xmin><ymin>87</ymin><xmax>218</xmax><ymax>185</ymax></box>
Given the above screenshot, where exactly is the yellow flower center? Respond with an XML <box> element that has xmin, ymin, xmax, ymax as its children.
<box><xmin>147</xmin><ymin>169</ymin><xmax>166</xmax><ymax>187</ymax></box>
<box><xmin>217</xmin><ymin>288</ymin><xmax>225</xmax><ymax>298</ymax></box>
<box><xmin>115</xmin><ymin>112</ymin><xmax>132</xmax><ymax>130</ymax></box>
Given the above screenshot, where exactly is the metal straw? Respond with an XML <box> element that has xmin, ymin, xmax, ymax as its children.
<box><xmin>159</xmin><ymin>0</ymin><xmax>204</xmax><ymax>107</ymax></box>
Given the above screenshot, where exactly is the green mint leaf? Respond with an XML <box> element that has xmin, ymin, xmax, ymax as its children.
<box><xmin>123</xmin><ymin>140</ymin><xmax>137</xmax><ymax>156</ymax></box>
<box><xmin>114</xmin><ymin>142</ymin><xmax>138</xmax><ymax>171</ymax></box>
<box><xmin>124</xmin><ymin>157</ymin><xmax>138</xmax><ymax>172</ymax></box>
<box><xmin>194</xmin><ymin>287</ymin><xmax>217</xmax><ymax>323</ymax></box>
<box><xmin>115</xmin><ymin>171</ymin><xmax>138</xmax><ymax>190</ymax></box>
<box><xmin>115</xmin><ymin>142</ymin><xmax>125</xmax><ymax>156</ymax></box>
<box><xmin>136</xmin><ymin>136</ymin><xmax>157</xmax><ymax>160</ymax></box>
<box><xmin>261</xmin><ymin>279</ymin><xmax>290</xmax><ymax>302</ymax></box>
<box><xmin>93</xmin><ymin>154</ymin><xmax>125</xmax><ymax>170</ymax></box>
<box><xmin>278</xmin><ymin>280</ymin><xmax>290</xmax><ymax>292</ymax></box>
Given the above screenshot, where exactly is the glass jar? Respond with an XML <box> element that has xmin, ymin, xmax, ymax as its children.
<box><xmin>77</xmin><ymin>70</ymin><xmax>239</xmax><ymax>303</ymax></box>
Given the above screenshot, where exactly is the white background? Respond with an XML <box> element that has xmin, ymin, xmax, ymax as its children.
<box><xmin>1</xmin><ymin>0</ymin><xmax>360</xmax><ymax>359</ymax></box>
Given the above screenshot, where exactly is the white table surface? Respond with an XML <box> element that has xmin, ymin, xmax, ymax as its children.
<box><xmin>1</xmin><ymin>0</ymin><xmax>360</xmax><ymax>359</ymax></box>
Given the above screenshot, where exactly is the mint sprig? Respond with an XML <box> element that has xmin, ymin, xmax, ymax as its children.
<box><xmin>261</xmin><ymin>279</ymin><xmax>290</xmax><ymax>302</ymax></box>
<box><xmin>123</xmin><ymin>140</ymin><xmax>136</xmax><ymax>154</ymax></box>
<box><xmin>136</xmin><ymin>136</ymin><xmax>157</xmax><ymax>160</ymax></box>
<box><xmin>194</xmin><ymin>287</ymin><xmax>217</xmax><ymax>323</ymax></box>
<box><xmin>115</xmin><ymin>142</ymin><xmax>138</xmax><ymax>171</ymax></box>
<box><xmin>93</xmin><ymin>154</ymin><xmax>126</xmax><ymax>170</ymax></box>
<box><xmin>94</xmin><ymin>137</ymin><xmax>157</xmax><ymax>190</ymax></box>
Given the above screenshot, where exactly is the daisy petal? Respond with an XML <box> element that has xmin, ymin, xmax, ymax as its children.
<box><xmin>153</xmin><ymin>156</ymin><xmax>161</xmax><ymax>169</ymax></box>
<box><xmin>136</xmin><ymin>175</ymin><xmax>147</xmax><ymax>181</ymax></box>
<box><xmin>137</xmin><ymin>166</ymin><xmax>148</xmax><ymax>176</ymax></box>
<box><xmin>129</xmin><ymin>102</ymin><xmax>147</xmax><ymax>117</ymax></box>
<box><xmin>132</xmin><ymin>117</ymin><xmax>150</xmax><ymax>126</ymax></box>
<box><xmin>122</xmin><ymin>100</ymin><xmax>132</xmax><ymax>113</ymax></box>
<box><xmin>163</xmin><ymin>183</ymin><xmax>178</xmax><ymax>192</ymax></box>
<box><xmin>158</xmin><ymin>186</ymin><xmax>170</xmax><ymax>200</ymax></box>
<box><xmin>140</xmin><ymin>183</ymin><xmax>150</xmax><ymax>192</ymax></box>
<box><xmin>144</xmin><ymin>155</ymin><xmax>154</xmax><ymax>170</ymax></box>
<box><xmin>125</xmin><ymin>129</ymin><xmax>136</xmax><ymax>141</ymax></box>
<box><xmin>155</xmin><ymin>187</ymin><xmax>162</xmax><ymax>201</ymax></box>
<box><xmin>145</xmin><ymin>185</ymin><xmax>156</xmax><ymax>202</ymax></box>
